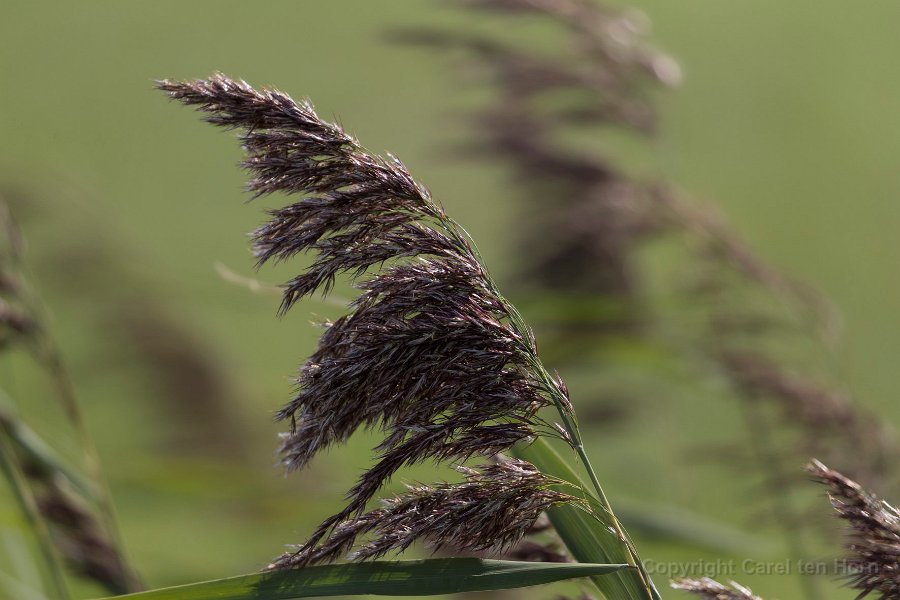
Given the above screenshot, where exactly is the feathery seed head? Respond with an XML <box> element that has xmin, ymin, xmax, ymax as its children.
<box><xmin>159</xmin><ymin>74</ymin><xmax>574</xmax><ymax>568</ymax></box>
<box><xmin>808</xmin><ymin>460</ymin><xmax>900</xmax><ymax>598</ymax></box>
<box><xmin>270</xmin><ymin>458</ymin><xmax>577</xmax><ymax>569</ymax></box>
<box><xmin>671</xmin><ymin>578</ymin><xmax>763</xmax><ymax>600</ymax></box>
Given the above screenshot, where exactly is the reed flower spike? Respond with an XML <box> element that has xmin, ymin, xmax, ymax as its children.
<box><xmin>156</xmin><ymin>74</ymin><xmax>643</xmax><ymax>578</ymax></box>
<box><xmin>672</xmin><ymin>578</ymin><xmax>763</xmax><ymax>600</ymax></box>
<box><xmin>272</xmin><ymin>458</ymin><xmax>577</xmax><ymax>567</ymax></box>
<box><xmin>808</xmin><ymin>459</ymin><xmax>900</xmax><ymax>599</ymax></box>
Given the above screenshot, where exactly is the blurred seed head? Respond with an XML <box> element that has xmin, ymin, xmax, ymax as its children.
<box><xmin>721</xmin><ymin>352</ymin><xmax>890</xmax><ymax>486</ymax></box>
<box><xmin>0</xmin><ymin>297</ymin><xmax>34</xmax><ymax>347</ymax></box>
<box><xmin>0</xmin><ymin>199</ymin><xmax>33</xmax><ymax>347</ymax></box>
<box><xmin>33</xmin><ymin>477</ymin><xmax>134</xmax><ymax>594</ymax></box>
<box><xmin>394</xmin><ymin>0</ymin><xmax>676</xmax><ymax>312</ymax></box>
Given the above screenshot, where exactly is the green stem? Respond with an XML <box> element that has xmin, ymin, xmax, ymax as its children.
<box><xmin>512</xmin><ymin>320</ymin><xmax>657</xmax><ymax>598</ymax></box>
<box><xmin>556</xmin><ymin>404</ymin><xmax>658</xmax><ymax>600</ymax></box>
<box><xmin>453</xmin><ymin>216</ymin><xmax>657</xmax><ymax>599</ymax></box>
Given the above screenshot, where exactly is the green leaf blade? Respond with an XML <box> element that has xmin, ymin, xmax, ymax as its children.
<box><xmin>95</xmin><ymin>558</ymin><xmax>628</xmax><ymax>599</ymax></box>
<box><xmin>513</xmin><ymin>438</ymin><xmax>651</xmax><ymax>600</ymax></box>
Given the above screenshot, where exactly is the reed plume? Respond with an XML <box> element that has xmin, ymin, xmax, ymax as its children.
<box><xmin>156</xmin><ymin>74</ymin><xmax>646</xmax><ymax>578</ymax></box>
<box><xmin>274</xmin><ymin>459</ymin><xmax>577</xmax><ymax>567</ymax></box>
<box><xmin>808</xmin><ymin>459</ymin><xmax>900</xmax><ymax>599</ymax></box>
<box><xmin>671</xmin><ymin>578</ymin><xmax>763</xmax><ymax>600</ymax></box>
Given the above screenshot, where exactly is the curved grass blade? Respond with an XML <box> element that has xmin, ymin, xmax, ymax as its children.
<box><xmin>514</xmin><ymin>438</ymin><xmax>653</xmax><ymax>600</ymax></box>
<box><xmin>94</xmin><ymin>558</ymin><xmax>628</xmax><ymax>599</ymax></box>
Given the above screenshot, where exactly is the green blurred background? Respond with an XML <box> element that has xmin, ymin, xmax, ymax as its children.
<box><xmin>1</xmin><ymin>2</ymin><xmax>899</xmax><ymax>599</ymax></box>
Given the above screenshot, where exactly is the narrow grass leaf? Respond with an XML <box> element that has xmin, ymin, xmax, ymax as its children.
<box><xmin>95</xmin><ymin>558</ymin><xmax>628</xmax><ymax>599</ymax></box>
<box><xmin>514</xmin><ymin>438</ymin><xmax>651</xmax><ymax>600</ymax></box>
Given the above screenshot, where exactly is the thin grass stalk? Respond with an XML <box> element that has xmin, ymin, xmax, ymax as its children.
<box><xmin>546</xmin><ymin>387</ymin><xmax>654</xmax><ymax>596</ymax></box>
<box><xmin>457</xmin><ymin>220</ymin><xmax>655</xmax><ymax>595</ymax></box>
<box><xmin>514</xmin><ymin>438</ymin><xmax>654</xmax><ymax>600</ymax></box>
<box><xmin>464</xmin><ymin>241</ymin><xmax>651</xmax><ymax>593</ymax></box>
